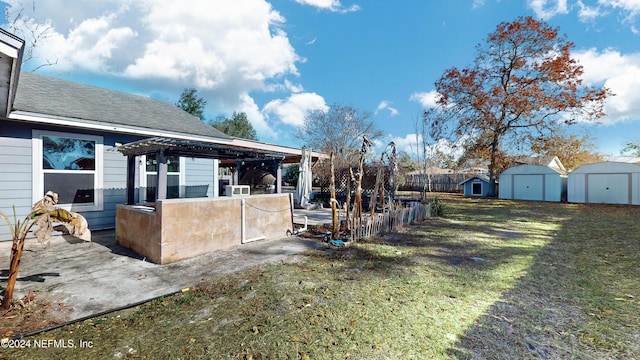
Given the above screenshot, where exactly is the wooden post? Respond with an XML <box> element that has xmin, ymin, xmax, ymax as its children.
<box><xmin>353</xmin><ymin>154</ymin><xmax>364</xmax><ymax>221</ymax></box>
<box><xmin>126</xmin><ymin>155</ymin><xmax>136</xmax><ymax>205</ymax></box>
<box><xmin>330</xmin><ymin>152</ymin><xmax>338</xmax><ymax>239</ymax></box>
<box><xmin>345</xmin><ymin>168</ymin><xmax>351</xmax><ymax>232</ymax></box>
<box><xmin>370</xmin><ymin>166</ymin><xmax>383</xmax><ymax>217</ymax></box>
<box><xmin>379</xmin><ymin>168</ymin><xmax>385</xmax><ymax>213</ymax></box>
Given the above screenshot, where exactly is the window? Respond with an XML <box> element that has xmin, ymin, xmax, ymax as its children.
<box><xmin>33</xmin><ymin>130</ymin><xmax>103</xmax><ymax>211</ymax></box>
<box><xmin>141</xmin><ymin>155</ymin><xmax>185</xmax><ymax>202</ymax></box>
<box><xmin>472</xmin><ymin>182</ymin><xmax>483</xmax><ymax>195</ymax></box>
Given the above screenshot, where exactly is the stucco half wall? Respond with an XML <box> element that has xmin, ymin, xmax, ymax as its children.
<box><xmin>116</xmin><ymin>194</ymin><xmax>294</xmax><ymax>264</ymax></box>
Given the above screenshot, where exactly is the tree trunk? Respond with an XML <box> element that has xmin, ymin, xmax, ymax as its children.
<box><xmin>2</xmin><ymin>239</ymin><xmax>25</xmax><ymax>309</ymax></box>
<box><xmin>330</xmin><ymin>152</ymin><xmax>338</xmax><ymax>239</ymax></box>
<box><xmin>488</xmin><ymin>136</ymin><xmax>499</xmax><ymax>197</ymax></box>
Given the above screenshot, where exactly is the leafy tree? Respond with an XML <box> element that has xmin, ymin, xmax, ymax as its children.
<box><xmin>176</xmin><ymin>88</ymin><xmax>207</xmax><ymax>121</ymax></box>
<box><xmin>530</xmin><ymin>129</ymin><xmax>603</xmax><ymax>171</ymax></box>
<box><xmin>428</xmin><ymin>16</ymin><xmax>611</xmax><ymax>196</ymax></box>
<box><xmin>622</xmin><ymin>140</ymin><xmax>640</xmax><ymax>157</ymax></box>
<box><xmin>396</xmin><ymin>151</ymin><xmax>417</xmax><ymax>172</ymax></box>
<box><xmin>282</xmin><ymin>164</ymin><xmax>300</xmax><ymax>186</ymax></box>
<box><xmin>434</xmin><ymin>149</ymin><xmax>458</xmax><ymax>169</ymax></box>
<box><xmin>212</xmin><ymin>112</ymin><xmax>258</xmax><ymax>140</ymax></box>
<box><xmin>296</xmin><ymin>103</ymin><xmax>382</xmax><ymax>167</ymax></box>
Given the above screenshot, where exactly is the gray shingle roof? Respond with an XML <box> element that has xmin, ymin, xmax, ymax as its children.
<box><xmin>12</xmin><ymin>72</ymin><xmax>230</xmax><ymax>140</ymax></box>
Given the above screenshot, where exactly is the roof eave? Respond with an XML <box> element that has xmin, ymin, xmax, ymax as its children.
<box><xmin>0</xmin><ymin>28</ymin><xmax>25</xmax><ymax>117</ymax></box>
<box><xmin>7</xmin><ymin>110</ymin><xmax>234</xmax><ymax>144</ymax></box>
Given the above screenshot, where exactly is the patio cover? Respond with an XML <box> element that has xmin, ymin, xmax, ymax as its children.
<box><xmin>117</xmin><ymin>136</ymin><xmax>289</xmax><ymax>161</ymax></box>
<box><xmin>117</xmin><ymin>137</ymin><xmax>290</xmax><ymax>204</ymax></box>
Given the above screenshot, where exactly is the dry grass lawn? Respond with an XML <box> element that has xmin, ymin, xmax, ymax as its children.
<box><xmin>3</xmin><ymin>194</ymin><xmax>639</xmax><ymax>359</ymax></box>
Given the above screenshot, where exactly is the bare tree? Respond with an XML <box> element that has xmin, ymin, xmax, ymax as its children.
<box><xmin>296</xmin><ymin>103</ymin><xmax>382</xmax><ymax>167</ymax></box>
<box><xmin>622</xmin><ymin>139</ymin><xmax>640</xmax><ymax>158</ymax></box>
<box><xmin>4</xmin><ymin>2</ymin><xmax>58</xmax><ymax>70</ymax></box>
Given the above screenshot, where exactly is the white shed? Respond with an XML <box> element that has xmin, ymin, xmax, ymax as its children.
<box><xmin>499</xmin><ymin>164</ymin><xmax>566</xmax><ymax>202</ymax></box>
<box><xmin>568</xmin><ymin>161</ymin><xmax>640</xmax><ymax>205</ymax></box>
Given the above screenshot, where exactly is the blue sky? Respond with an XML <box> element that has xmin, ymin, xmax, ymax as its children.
<box><xmin>2</xmin><ymin>0</ymin><xmax>640</xmax><ymax>159</ymax></box>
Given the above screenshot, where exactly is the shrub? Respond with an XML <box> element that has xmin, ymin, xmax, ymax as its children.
<box><xmin>426</xmin><ymin>197</ymin><xmax>444</xmax><ymax>217</ymax></box>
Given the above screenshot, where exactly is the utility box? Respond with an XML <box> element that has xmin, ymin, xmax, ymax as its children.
<box><xmin>224</xmin><ymin>185</ymin><xmax>250</xmax><ymax>197</ymax></box>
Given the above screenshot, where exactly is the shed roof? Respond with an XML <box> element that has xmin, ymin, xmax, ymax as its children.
<box><xmin>501</xmin><ymin>164</ymin><xmax>563</xmax><ymax>175</ymax></box>
<box><xmin>11</xmin><ymin>72</ymin><xmax>230</xmax><ymax>140</ymax></box>
<box><xmin>459</xmin><ymin>174</ymin><xmax>492</xmax><ymax>185</ymax></box>
<box><xmin>514</xmin><ymin>155</ymin><xmax>566</xmax><ymax>174</ymax></box>
<box><xmin>570</xmin><ymin>161</ymin><xmax>640</xmax><ymax>174</ymax></box>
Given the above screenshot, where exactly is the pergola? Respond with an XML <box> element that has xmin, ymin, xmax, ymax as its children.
<box><xmin>117</xmin><ymin>137</ymin><xmax>291</xmax><ymax>204</ymax></box>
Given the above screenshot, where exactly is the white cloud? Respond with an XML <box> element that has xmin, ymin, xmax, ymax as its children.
<box><xmin>388</xmin><ymin>133</ymin><xmax>423</xmax><ymax>156</ymax></box>
<box><xmin>262</xmin><ymin>92</ymin><xmax>328</xmax><ymax>127</ymax></box>
<box><xmin>472</xmin><ymin>0</ymin><xmax>486</xmax><ymax>9</ymax></box>
<box><xmin>577</xmin><ymin>0</ymin><xmax>604</xmax><ymax>22</ymax></box>
<box><xmin>386</xmin><ymin>134</ymin><xmax>467</xmax><ymax>162</ymax></box>
<box><xmin>599</xmin><ymin>0</ymin><xmax>640</xmax><ymax>29</ymax></box>
<box><xmin>375</xmin><ymin>100</ymin><xmax>399</xmax><ymax>116</ymax></box>
<box><xmin>236</xmin><ymin>93</ymin><xmax>272</xmax><ymax>136</ymax></box>
<box><xmin>2</xmin><ymin>0</ymin><xmax>305</xmax><ymax>137</ymax></box>
<box><xmin>527</xmin><ymin>0</ymin><xmax>569</xmax><ymax>19</ymax></box>
<box><xmin>409</xmin><ymin>91</ymin><xmax>439</xmax><ymax>108</ymax></box>
<box><xmin>599</xmin><ymin>0</ymin><xmax>640</xmax><ymax>14</ymax></box>
<box><xmin>284</xmin><ymin>79</ymin><xmax>305</xmax><ymax>93</ymax></box>
<box><xmin>574</xmin><ymin>48</ymin><xmax>640</xmax><ymax>124</ymax></box>
<box><xmin>566</xmin><ymin>0</ymin><xmax>639</xmax><ymax>30</ymax></box>
<box><xmin>294</xmin><ymin>0</ymin><xmax>361</xmax><ymax>13</ymax></box>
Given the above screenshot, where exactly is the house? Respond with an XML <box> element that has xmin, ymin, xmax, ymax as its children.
<box><xmin>0</xmin><ymin>28</ymin><xmax>324</xmax><ymax>248</ymax></box>
<box><xmin>567</xmin><ymin>161</ymin><xmax>640</xmax><ymax>205</ymax></box>
<box><xmin>499</xmin><ymin>164</ymin><xmax>567</xmax><ymax>202</ymax></box>
<box><xmin>460</xmin><ymin>175</ymin><xmax>492</xmax><ymax>197</ymax></box>
<box><xmin>513</xmin><ymin>155</ymin><xmax>567</xmax><ymax>175</ymax></box>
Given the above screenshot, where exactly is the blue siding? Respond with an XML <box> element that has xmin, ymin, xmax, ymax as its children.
<box><xmin>79</xmin><ymin>144</ymin><xmax>128</xmax><ymax>230</ymax></box>
<box><xmin>0</xmin><ymin>119</ymin><xmax>227</xmax><ymax>241</ymax></box>
<box><xmin>0</xmin><ymin>129</ymin><xmax>33</xmax><ymax>240</ymax></box>
<box><xmin>184</xmin><ymin>157</ymin><xmax>214</xmax><ymax>198</ymax></box>
<box><xmin>0</xmin><ymin>120</ymin><xmax>145</xmax><ymax>241</ymax></box>
<box><xmin>462</xmin><ymin>177</ymin><xmax>491</xmax><ymax>197</ymax></box>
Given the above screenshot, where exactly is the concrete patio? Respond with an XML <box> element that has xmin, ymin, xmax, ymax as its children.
<box><xmin>0</xmin><ymin>228</ymin><xmax>325</xmax><ymax>328</ymax></box>
<box><xmin>292</xmin><ymin>206</ymin><xmax>336</xmax><ymax>227</ymax></box>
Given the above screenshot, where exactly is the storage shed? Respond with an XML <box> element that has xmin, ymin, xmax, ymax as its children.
<box><xmin>460</xmin><ymin>175</ymin><xmax>492</xmax><ymax>197</ymax></box>
<box><xmin>499</xmin><ymin>164</ymin><xmax>566</xmax><ymax>202</ymax></box>
<box><xmin>568</xmin><ymin>161</ymin><xmax>640</xmax><ymax>205</ymax></box>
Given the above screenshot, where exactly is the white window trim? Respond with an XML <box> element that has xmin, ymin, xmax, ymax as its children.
<box><xmin>472</xmin><ymin>181</ymin><xmax>483</xmax><ymax>196</ymax></box>
<box><xmin>32</xmin><ymin>130</ymin><xmax>104</xmax><ymax>212</ymax></box>
<box><xmin>139</xmin><ymin>155</ymin><xmax>186</xmax><ymax>201</ymax></box>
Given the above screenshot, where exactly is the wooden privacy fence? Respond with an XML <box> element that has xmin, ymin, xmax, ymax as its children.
<box><xmin>398</xmin><ymin>173</ymin><xmax>468</xmax><ymax>193</ymax></box>
<box><xmin>348</xmin><ymin>201</ymin><xmax>431</xmax><ymax>242</ymax></box>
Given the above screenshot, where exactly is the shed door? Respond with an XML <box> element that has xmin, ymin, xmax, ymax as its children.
<box><xmin>513</xmin><ymin>174</ymin><xmax>544</xmax><ymax>201</ymax></box>
<box><xmin>587</xmin><ymin>173</ymin><xmax>630</xmax><ymax>204</ymax></box>
<box><xmin>472</xmin><ymin>182</ymin><xmax>483</xmax><ymax>195</ymax></box>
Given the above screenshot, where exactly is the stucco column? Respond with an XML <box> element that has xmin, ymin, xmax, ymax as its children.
<box><xmin>156</xmin><ymin>150</ymin><xmax>168</xmax><ymax>200</ymax></box>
